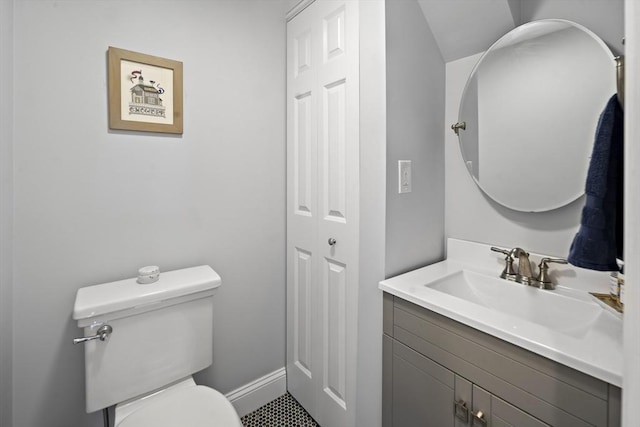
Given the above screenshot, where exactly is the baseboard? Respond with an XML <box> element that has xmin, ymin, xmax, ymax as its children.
<box><xmin>225</xmin><ymin>367</ymin><xmax>287</xmax><ymax>417</ymax></box>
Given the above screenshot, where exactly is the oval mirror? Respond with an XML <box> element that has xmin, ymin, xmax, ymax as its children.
<box><xmin>457</xmin><ymin>19</ymin><xmax>616</xmax><ymax>212</ymax></box>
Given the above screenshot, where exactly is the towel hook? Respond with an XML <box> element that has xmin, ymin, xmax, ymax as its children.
<box><xmin>451</xmin><ymin>122</ymin><xmax>466</xmax><ymax>136</ymax></box>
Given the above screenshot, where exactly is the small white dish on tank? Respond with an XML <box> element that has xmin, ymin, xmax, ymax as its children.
<box><xmin>137</xmin><ymin>265</ymin><xmax>160</xmax><ymax>284</ymax></box>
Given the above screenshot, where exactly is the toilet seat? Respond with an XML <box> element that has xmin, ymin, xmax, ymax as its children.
<box><xmin>117</xmin><ymin>385</ymin><xmax>242</xmax><ymax>427</ymax></box>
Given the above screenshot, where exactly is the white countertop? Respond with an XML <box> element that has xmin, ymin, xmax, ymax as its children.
<box><xmin>379</xmin><ymin>238</ymin><xmax>623</xmax><ymax>387</ymax></box>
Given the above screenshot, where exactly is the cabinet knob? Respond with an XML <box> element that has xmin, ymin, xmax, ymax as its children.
<box><xmin>453</xmin><ymin>399</ymin><xmax>469</xmax><ymax>422</ymax></box>
<box><xmin>328</xmin><ymin>238</ymin><xmax>337</xmax><ymax>246</ymax></box>
<box><xmin>472</xmin><ymin>410</ymin><xmax>487</xmax><ymax>426</ymax></box>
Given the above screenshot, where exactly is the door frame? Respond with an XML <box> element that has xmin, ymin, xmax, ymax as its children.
<box><xmin>623</xmin><ymin>1</ymin><xmax>639</xmax><ymax>425</ymax></box>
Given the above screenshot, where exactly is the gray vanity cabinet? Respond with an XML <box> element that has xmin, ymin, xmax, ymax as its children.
<box><xmin>389</xmin><ymin>335</ymin><xmax>467</xmax><ymax>427</ymax></box>
<box><xmin>387</xmin><ymin>336</ymin><xmax>546</xmax><ymax>427</ymax></box>
<box><xmin>382</xmin><ymin>293</ymin><xmax>621</xmax><ymax>427</ymax></box>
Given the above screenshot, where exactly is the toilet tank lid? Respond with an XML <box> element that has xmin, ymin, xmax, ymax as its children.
<box><xmin>73</xmin><ymin>265</ymin><xmax>221</xmax><ymax>321</ymax></box>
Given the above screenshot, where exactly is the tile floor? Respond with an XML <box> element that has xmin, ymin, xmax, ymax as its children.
<box><xmin>241</xmin><ymin>392</ymin><xmax>320</xmax><ymax>427</ymax></box>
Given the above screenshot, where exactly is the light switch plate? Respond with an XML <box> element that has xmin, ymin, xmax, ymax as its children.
<box><xmin>398</xmin><ymin>160</ymin><xmax>412</xmax><ymax>194</ymax></box>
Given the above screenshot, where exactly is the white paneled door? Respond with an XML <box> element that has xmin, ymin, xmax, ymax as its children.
<box><xmin>286</xmin><ymin>1</ymin><xmax>359</xmax><ymax>426</ymax></box>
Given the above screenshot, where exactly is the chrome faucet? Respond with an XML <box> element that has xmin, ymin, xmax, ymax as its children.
<box><xmin>491</xmin><ymin>246</ymin><xmax>567</xmax><ymax>289</ymax></box>
<box><xmin>511</xmin><ymin>248</ymin><xmax>534</xmax><ymax>286</ymax></box>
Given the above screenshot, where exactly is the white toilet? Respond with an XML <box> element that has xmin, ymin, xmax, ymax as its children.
<box><xmin>72</xmin><ymin>265</ymin><xmax>243</xmax><ymax>427</ymax></box>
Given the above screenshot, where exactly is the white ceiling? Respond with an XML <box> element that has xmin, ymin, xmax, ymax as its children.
<box><xmin>416</xmin><ymin>0</ymin><xmax>522</xmax><ymax>62</ymax></box>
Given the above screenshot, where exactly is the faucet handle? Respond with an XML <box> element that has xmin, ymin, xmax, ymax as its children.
<box><xmin>540</xmin><ymin>257</ymin><xmax>568</xmax><ymax>265</ymax></box>
<box><xmin>490</xmin><ymin>246</ymin><xmax>510</xmax><ymax>256</ymax></box>
<box><xmin>490</xmin><ymin>247</ymin><xmax>517</xmax><ymax>281</ymax></box>
<box><xmin>536</xmin><ymin>257</ymin><xmax>568</xmax><ymax>290</ymax></box>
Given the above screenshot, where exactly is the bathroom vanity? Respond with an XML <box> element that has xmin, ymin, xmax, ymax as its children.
<box><xmin>379</xmin><ymin>239</ymin><xmax>622</xmax><ymax>427</ymax></box>
<box><xmin>382</xmin><ymin>15</ymin><xmax>625</xmax><ymax>427</ymax></box>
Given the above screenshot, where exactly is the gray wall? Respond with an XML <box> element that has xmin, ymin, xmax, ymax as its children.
<box><xmin>445</xmin><ymin>0</ymin><xmax>624</xmax><ymax>257</ymax></box>
<box><xmin>0</xmin><ymin>1</ymin><xmax>14</xmax><ymax>426</ymax></box>
<box><xmin>520</xmin><ymin>0</ymin><xmax>624</xmax><ymax>56</ymax></box>
<box><xmin>385</xmin><ymin>0</ymin><xmax>445</xmax><ymax>277</ymax></box>
<box><xmin>11</xmin><ymin>1</ymin><xmax>285</xmax><ymax>426</ymax></box>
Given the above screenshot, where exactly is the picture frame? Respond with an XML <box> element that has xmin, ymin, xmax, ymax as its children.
<box><xmin>108</xmin><ymin>46</ymin><xmax>183</xmax><ymax>134</ymax></box>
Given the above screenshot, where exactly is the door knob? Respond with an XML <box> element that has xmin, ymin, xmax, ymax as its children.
<box><xmin>328</xmin><ymin>238</ymin><xmax>337</xmax><ymax>246</ymax></box>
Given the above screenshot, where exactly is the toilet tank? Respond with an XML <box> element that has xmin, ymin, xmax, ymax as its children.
<box><xmin>73</xmin><ymin>265</ymin><xmax>221</xmax><ymax>413</ymax></box>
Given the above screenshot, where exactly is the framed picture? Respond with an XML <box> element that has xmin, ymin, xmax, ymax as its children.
<box><xmin>108</xmin><ymin>46</ymin><xmax>183</xmax><ymax>134</ymax></box>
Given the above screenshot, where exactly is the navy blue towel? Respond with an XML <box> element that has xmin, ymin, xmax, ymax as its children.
<box><xmin>568</xmin><ymin>94</ymin><xmax>624</xmax><ymax>271</ymax></box>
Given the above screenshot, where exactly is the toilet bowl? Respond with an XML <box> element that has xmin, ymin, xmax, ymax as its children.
<box><xmin>114</xmin><ymin>378</ymin><xmax>242</xmax><ymax>427</ymax></box>
<box><xmin>72</xmin><ymin>265</ymin><xmax>242</xmax><ymax>426</ymax></box>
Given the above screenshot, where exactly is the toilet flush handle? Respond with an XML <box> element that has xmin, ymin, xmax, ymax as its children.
<box><xmin>73</xmin><ymin>325</ymin><xmax>113</xmax><ymax>345</ymax></box>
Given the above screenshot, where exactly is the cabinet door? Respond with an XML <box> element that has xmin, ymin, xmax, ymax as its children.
<box><xmin>392</xmin><ymin>341</ymin><xmax>456</xmax><ymax>427</ymax></box>
<box><xmin>472</xmin><ymin>385</ymin><xmax>550</xmax><ymax>427</ymax></box>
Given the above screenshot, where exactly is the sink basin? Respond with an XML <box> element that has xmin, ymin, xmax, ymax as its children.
<box><xmin>425</xmin><ymin>270</ymin><xmax>602</xmax><ymax>338</ymax></box>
